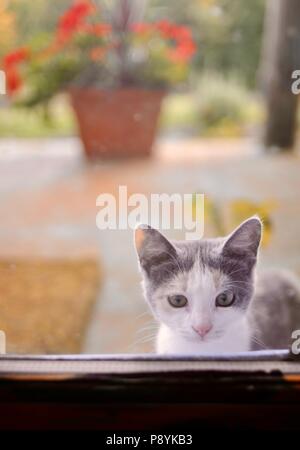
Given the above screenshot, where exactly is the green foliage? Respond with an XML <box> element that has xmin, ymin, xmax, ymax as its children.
<box><xmin>160</xmin><ymin>73</ymin><xmax>263</xmax><ymax>137</ymax></box>
<box><xmin>195</xmin><ymin>73</ymin><xmax>263</xmax><ymax>136</ymax></box>
<box><xmin>8</xmin><ymin>0</ymin><xmax>266</xmax><ymax>88</ymax></box>
<box><xmin>0</xmin><ymin>95</ymin><xmax>74</xmax><ymax>137</ymax></box>
<box><xmin>3</xmin><ymin>0</ymin><xmax>266</xmax><ymax>137</ymax></box>
<box><xmin>159</xmin><ymin>94</ymin><xmax>198</xmax><ymax>132</ymax></box>
<box><xmin>5</xmin><ymin>2</ymin><xmax>196</xmax><ymax>106</ymax></box>
<box><xmin>148</xmin><ymin>0</ymin><xmax>266</xmax><ymax>86</ymax></box>
<box><xmin>9</xmin><ymin>0</ymin><xmax>71</xmax><ymax>44</ymax></box>
<box><xmin>21</xmin><ymin>52</ymin><xmax>87</xmax><ymax>107</ymax></box>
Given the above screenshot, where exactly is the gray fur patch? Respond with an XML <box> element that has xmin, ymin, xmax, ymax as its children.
<box><xmin>248</xmin><ymin>269</ymin><xmax>300</xmax><ymax>349</ymax></box>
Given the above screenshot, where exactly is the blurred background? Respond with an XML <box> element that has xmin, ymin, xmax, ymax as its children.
<box><xmin>0</xmin><ymin>0</ymin><xmax>299</xmax><ymax>354</ymax></box>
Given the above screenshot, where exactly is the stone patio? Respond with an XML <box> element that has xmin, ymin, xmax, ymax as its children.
<box><xmin>0</xmin><ymin>136</ymin><xmax>299</xmax><ymax>354</ymax></box>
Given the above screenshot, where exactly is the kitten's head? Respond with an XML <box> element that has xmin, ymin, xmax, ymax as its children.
<box><xmin>135</xmin><ymin>217</ymin><xmax>262</xmax><ymax>343</ymax></box>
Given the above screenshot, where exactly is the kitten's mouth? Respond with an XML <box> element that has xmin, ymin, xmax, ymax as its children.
<box><xmin>186</xmin><ymin>329</ymin><xmax>223</xmax><ymax>343</ymax></box>
<box><xmin>186</xmin><ymin>332</ymin><xmax>213</xmax><ymax>343</ymax></box>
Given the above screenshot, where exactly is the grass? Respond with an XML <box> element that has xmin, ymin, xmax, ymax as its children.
<box><xmin>0</xmin><ymin>95</ymin><xmax>75</xmax><ymax>138</ymax></box>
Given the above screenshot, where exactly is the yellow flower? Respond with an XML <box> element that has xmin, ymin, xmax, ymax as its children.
<box><xmin>228</xmin><ymin>199</ymin><xmax>277</xmax><ymax>247</ymax></box>
<box><xmin>191</xmin><ymin>194</ymin><xmax>276</xmax><ymax>247</ymax></box>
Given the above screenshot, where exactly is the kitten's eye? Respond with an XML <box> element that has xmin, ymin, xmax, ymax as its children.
<box><xmin>168</xmin><ymin>295</ymin><xmax>188</xmax><ymax>308</ymax></box>
<box><xmin>215</xmin><ymin>291</ymin><xmax>235</xmax><ymax>307</ymax></box>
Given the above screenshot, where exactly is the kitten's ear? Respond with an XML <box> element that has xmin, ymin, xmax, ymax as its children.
<box><xmin>222</xmin><ymin>216</ymin><xmax>262</xmax><ymax>260</ymax></box>
<box><xmin>134</xmin><ymin>224</ymin><xmax>177</xmax><ymax>276</ymax></box>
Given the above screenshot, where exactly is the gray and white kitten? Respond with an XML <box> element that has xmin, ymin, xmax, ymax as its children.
<box><xmin>134</xmin><ymin>217</ymin><xmax>300</xmax><ymax>354</ymax></box>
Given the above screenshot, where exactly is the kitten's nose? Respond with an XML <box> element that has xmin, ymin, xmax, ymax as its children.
<box><xmin>193</xmin><ymin>323</ymin><xmax>212</xmax><ymax>337</ymax></box>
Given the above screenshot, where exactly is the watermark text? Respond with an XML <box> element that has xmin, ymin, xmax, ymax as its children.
<box><xmin>96</xmin><ymin>186</ymin><xmax>204</xmax><ymax>240</ymax></box>
<box><xmin>0</xmin><ymin>70</ymin><xmax>6</xmax><ymax>95</ymax></box>
<box><xmin>292</xmin><ymin>70</ymin><xmax>300</xmax><ymax>94</ymax></box>
<box><xmin>0</xmin><ymin>330</ymin><xmax>6</xmax><ymax>354</ymax></box>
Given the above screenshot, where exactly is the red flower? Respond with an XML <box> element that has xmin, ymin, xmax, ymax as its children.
<box><xmin>3</xmin><ymin>47</ymin><xmax>29</xmax><ymax>95</ymax></box>
<box><xmin>155</xmin><ymin>20</ymin><xmax>196</xmax><ymax>62</ymax></box>
<box><xmin>156</xmin><ymin>20</ymin><xmax>175</xmax><ymax>38</ymax></box>
<box><xmin>57</xmin><ymin>0</ymin><xmax>95</xmax><ymax>41</ymax></box>
<box><xmin>131</xmin><ymin>23</ymin><xmax>153</xmax><ymax>34</ymax></box>
<box><xmin>168</xmin><ymin>40</ymin><xmax>196</xmax><ymax>63</ymax></box>
<box><xmin>6</xmin><ymin>68</ymin><xmax>23</xmax><ymax>94</ymax></box>
<box><xmin>3</xmin><ymin>48</ymin><xmax>29</xmax><ymax>68</ymax></box>
<box><xmin>82</xmin><ymin>23</ymin><xmax>112</xmax><ymax>37</ymax></box>
<box><xmin>171</xmin><ymin>25</ymin><xmax>193</xmax><ymax>41</ymax></box>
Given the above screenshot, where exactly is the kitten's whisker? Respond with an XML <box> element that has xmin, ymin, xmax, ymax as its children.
<box><xmin>135</xmin><ymin>337</ymin><xmax>156</xmax><ymax>345</ymax></box>
<box><xmin>224</xmin><ymin>284</ymin><xmax>250</xmax><ymax>294</ymax></box>
<box><xmin>226</xmin><ymin>280</ymin><xmax>252</xmax><ymax>286</ymax></box>
<box><xmin>224</xmin><ymin>281</ymin><xmax>252</xmax><ymax>289</ymax></box>
<box><xmin>136</xmin><ymin>318</ymin><xmax>159</xmax><ymax>327</ymax></box>
<box><xmin>135</xmin><ymin>311</ymin><xmax>152</xmax><ymax>320</ymax></box>
<box><xmin>131</xmin><ymin>330</ymin><xmax>157</xmax><ymax>342</ymax></box>
<box><xmin>131</xmin><ymin>333</ymin><xmax>157</xmax><ymax>347</ymax></box>
<box><xmin>225</xmin><ymin>268</ymin><xmax>246</xmax><ymax>278</ymax></box>
<box><xmin>251</xmin><ymin>335</ymin><xmax>268</xmax><ymax>350</ymax></box>
<box><xmin>136</xmin><ymin>323</ymin><xmax>159</xmax><ymax>333</ymax></box>
<box><xmin>136</xmin><ymin>325</ymin><xmax>159</xmax><ymax>336</ymax></box>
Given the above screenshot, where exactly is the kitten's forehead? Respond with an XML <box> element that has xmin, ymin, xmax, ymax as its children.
<box><xmin>165</xmin><ymin>261</ymin><xmax>227</xmax><ymax>296</ymax></box>
<box><xmin>147</xmin><ymin>238</ymin><xmax>223</xmax><ymax>294</ymax></box>
<box><xmin>173</xmin><ymin>238</ymin><xmax>224</xmax><ymax>272</ymax></box>
<box><xmin>156</xmin><ymin>239</ymin><xmax>227</xmax><ymax>296</ymax></box>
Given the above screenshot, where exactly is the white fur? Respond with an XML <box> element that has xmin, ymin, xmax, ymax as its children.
<box><xmin>136</xmin><ymin>218</ymin><xmax>261</xmax><ymax>355</ymax></box>
<box><xmin>147</xmin><ymin>260</ymin><xmax>251</xmax><ymax>354</ymax></box>
<box><xmin>156</xmin><ymin>318</ymin><xmax>251</xmax><ymax>354</ymax></box>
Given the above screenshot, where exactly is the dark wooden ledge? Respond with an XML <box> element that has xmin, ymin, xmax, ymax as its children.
<box><xmin>0</xmin><ymin>351</ymin><xmax>300</xmax><ymax>430</ymax></box>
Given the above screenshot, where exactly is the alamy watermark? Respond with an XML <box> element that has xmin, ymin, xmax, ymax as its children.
<box><xmin>291</xmin><ymin>70</ymin><xmax>300</xmax><ymax>94</ymax></box>
<box><xmin>0</xmin><ymin>330</ymin><xmax>6</xmax><ymax>354</ymax></box>
<box><xmin>291</xmin><ymin>330</ymin><xmax>300</xmax><ymax>355</ymax></box>
<box><xmin>96</xmin><ymin>186</ymin><xmax>205</xmax><ymax>240</ymax></box>
<box><xmin>0</xmin><ymin>70</ymin><xmax>6</xmax><ymax>95</ymax></box>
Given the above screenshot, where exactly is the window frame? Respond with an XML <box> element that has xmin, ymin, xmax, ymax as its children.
<box><xmin>1</xmin><ymin>350</ymin><xmax>300</xmax><ymax>430</ymax></box>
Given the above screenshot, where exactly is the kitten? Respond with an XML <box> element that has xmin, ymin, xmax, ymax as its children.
<box><xmin>134</xmin><ymin>217</ymin><xmax>300</xmax><ymax>354</ymax></box>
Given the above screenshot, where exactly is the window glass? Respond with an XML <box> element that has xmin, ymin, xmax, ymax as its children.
<box><xmin>0</xmin><ymin>0</ymin><xmax>299</xmax><ymax>358</ymax></box>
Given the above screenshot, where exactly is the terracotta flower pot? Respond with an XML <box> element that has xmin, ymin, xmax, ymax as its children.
<box><xmin>70</xmin><ymin>87</ymin><xmax>165</xmax><ymax>159</ymax></box>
